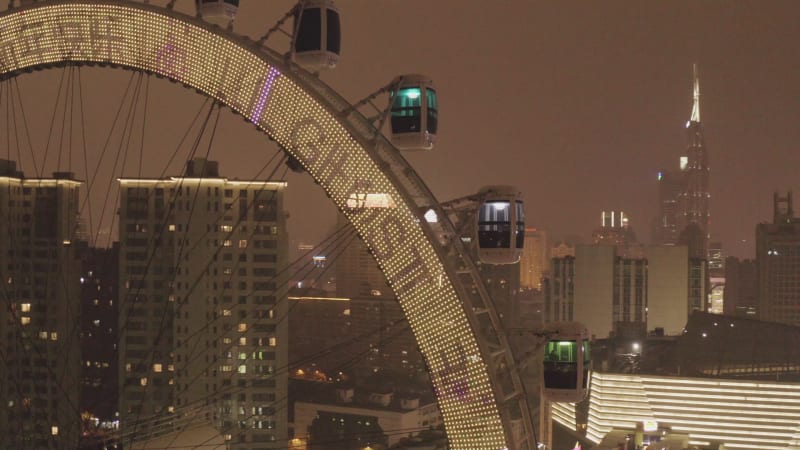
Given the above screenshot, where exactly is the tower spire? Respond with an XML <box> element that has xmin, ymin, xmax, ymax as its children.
<box><xmin>691</xmin><ymin>63</ymin><xmax>700</xmax><ymax>123</ymax></box>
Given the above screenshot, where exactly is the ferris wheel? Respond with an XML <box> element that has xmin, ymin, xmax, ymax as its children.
<box><xmin>0</xmin><ymin>2</ymin><xmax>570</xmax><ymax>449</ymax></box>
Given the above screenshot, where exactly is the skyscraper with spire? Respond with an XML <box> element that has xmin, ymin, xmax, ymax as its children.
<box><xmin>653</xmin><ymin>64</ymin><xmax>711</xmax><ymax>259</ymax></box>
<box><xmin>679</xmin><ymin>63</ymin><xmax>711</xmax><ymax>258</ymax></box>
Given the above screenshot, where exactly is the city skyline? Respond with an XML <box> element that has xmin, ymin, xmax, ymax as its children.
<box><xmin>4</xmin><ymin>1</ymin><xmax>800</xmax><ymax>258</ymax></box>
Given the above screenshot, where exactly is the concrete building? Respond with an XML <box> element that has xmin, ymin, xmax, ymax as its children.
<box><xmin>756</xmin><ymin>192</ymin><xmax>800</xmax><ymax>326</ymax></box>
<box><xmin>0</xmin><ymin>159</ymin><xmax>82</xmax><ymax>449</ymax></box>
<box><xmin>118</xmin><ymin>158</ymin><xmax>289</xmax><ymax>449</ymax></box>
<box><xmin>646</xmin><ymin>245</ymin><xmax>690</xmax><ymax>336</ymax></box>
<box><xmin>519</xmin><ymin>227</ymin><xmax>548</xmax><ymax>290</ymax></box>
<box><xmin>288</xmin><ymin>291</ymin><xmax>351</xmax><ymax>376</ymax></box>
<box><xmin>546</xmin><ymin>245</ymin><xmax>647</xmax><ymax>340</ymax></box>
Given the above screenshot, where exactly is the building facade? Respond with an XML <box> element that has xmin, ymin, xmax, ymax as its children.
<box><xmin>756</xmin><ymin>192</ymin><xmax>800</xmax><ymax>326</ymax></box>
<box><xmin>520</xmin><ymin>227</ymin><xmax>548</xmax><ymax>290</ymax></box>
<box><xmin>118</xmin><ymin>159</ymin><xmax>289</xmax><ymax>449</ymax></box>
<box><xmin>0</xmin><ymin>160</ymin><xmax>82</xmax><ymax>449</ymax></box>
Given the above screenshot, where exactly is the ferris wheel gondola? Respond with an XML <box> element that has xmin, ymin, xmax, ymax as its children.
<box><xmin>541</xmin><ymin>322</ymin><xmax>591</xmax><ymax>403</ymax></box>
<box><xmin>196</xmin><ymin>0</ymin><xmax>239</xmax><ymax>28</ymax></box>
<box><xmin>390</xmin><ymin>75</ymin><xmax>437</xmax><ymax>151</ymax></box>
<box><xmin>476</xmin><ymin>186</ymin><xmax>524</xmax><ymax>265</ymax></box>
<box><xmin>292</xmin><ymin>0</ymin><xmax>341</xmax><ymax>71</ymax></box>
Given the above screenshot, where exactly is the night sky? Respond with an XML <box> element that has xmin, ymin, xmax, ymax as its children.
<box><xmin>7</xmin><ymin>1</ymin><xmax>800</xmax><ymax>258</ymax></box>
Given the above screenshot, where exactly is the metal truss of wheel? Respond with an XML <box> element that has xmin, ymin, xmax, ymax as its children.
<box><xmin>0</xmin><ymin>2</ymin><xmax>535</xmax><ymax>449</ymax></box>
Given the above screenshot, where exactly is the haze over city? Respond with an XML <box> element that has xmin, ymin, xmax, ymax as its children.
<box><xmin>10</xmin><ymin>1</ymin><xmax>800</xmax><ymax>257</ymax></box>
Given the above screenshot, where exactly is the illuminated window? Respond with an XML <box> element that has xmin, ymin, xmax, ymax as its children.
<box><xmin>238</xmin><ymin>323</ymin><xmax>247</xmax><ymax>332</ymax></box>
<box><xmin>51</xmin><ymin>426</ymin><xmax>58</xmax><ymax>436</ymax></box>
<box><xmin>223</xmin><ymin>337</ymin><xmax>232</xmax><ymax>344</ymax></box>
<box><xmin>221</xmin><ymin>225</ymin><xmax>233</xmax><ymax>232</ymax></box>
<box><xmin>238</xmin><ymin>365</ymin><xmax>247</xmax><ymax>374</ymax></box>
<box><xmin>221</xmin><ymin>365</ymin><xmax>232</xmax><ymax>372</ymax></box>
<box><xmin>238</xmin><ymin>352</ymin><xmax>247</xmax><ymax>360</ymax></box>
<box><xmin>238</xmin><ymin>240</ymin><xmax>248</xmax><ymax>249</ymax></box>
<box><xmin>20</xmin><ymin>317</ymin><xmax>30</xmax><ymax>325</ymax></box>
<box><xmin>21</xmin><ymin>303</ymin><xmax>30</xmax><ymax>312</ymax></box>
<box><xmin>238</xmin><ymin>337</ymin><xmax>247</xmax><ymax>346</ymax></box>
<box><xmin>222</xmin><ymin>309</ymin><xmax>232</xmax><ymax>316</ymax></box>
<box><xmin>269</xmin><ymin>337</ymin><xmax>277</xmax><ymax>347</ymax></box>
<box><xmin>153</xmin><ymin>364</ymin><xmax>163</xmax><ymax>373</ymax></box>
<box><xmin>223</xmin><ymin>240</ymin><xmax>232</xmax><ymax>247</ymax></box>
<box><xmin>39</xmin><ymin>331</ymin><xmax>48</xmax><ymax>340</ymax></box>
<box><xmin>168</xmin><ymin>406</ymin><xmax>175</xmax><ymax>413</ymax></box>
<box><xmin>168</xmin><ymin>224</ymin><xmax>176</xmax><ymax>232</ymax></box>
<box><xmin>50</xmin><ymin>332</ymin><xmax>57</xmax><ymax>341</ymax></box>
<box><xmin>140</xmin><ymin>377</ymin><xmax>148</xmax><ymax>386</ymax></box>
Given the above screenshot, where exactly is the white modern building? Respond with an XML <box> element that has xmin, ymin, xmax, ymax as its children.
<box><xmin>553</xmin><ymin>372</ymin><xmax>800</xmax><ymax>450</ymax></box>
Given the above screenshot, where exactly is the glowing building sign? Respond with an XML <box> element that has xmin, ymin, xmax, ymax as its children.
<box><xmin>0</xmin><ymin>3</ymin><xmax>512</xmax><ymax>449</ymax></box>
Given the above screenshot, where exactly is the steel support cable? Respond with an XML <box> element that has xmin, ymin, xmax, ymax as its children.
<box><xmin>9</xmin><ymin>80</ymin><xmax>25</xmax><ymax>179</ymax></box>
<box><xmin>0</xmin><ymin>347</ymin><xmax>56</xmax><ymax>449</ymax></box>
<box><xmin>108</xmin><ymin>94</ymin><xmax>213</xmax><ymax>317</ymax></box>
<box><xmin>13</xmin><ymin>78</ymin><xmax>41</xmax><ymax>177</ymax></box>
<box><xmin>121</xmin><ymin>290</ymin><xmax>408</xmax><ymax>449</ymax></box>
<box><xmin>175</xmin><ymin>224</ymin><xmax>356</xmax><ymax>401</ymax></box>
<box><xmin>114</xmin><ymin>101</ymin><xmax>271</xmax><ymax>353</ymax></box>
<box><xmin>110</xmin><ymin>220</ymin><xmax>356</xmax><ymax>437</ymax></box>
<box><xmin>97</xmin><ymin>73</ymin><xmax>145</xmax><ymax>250</ymax></box>
<box><xmin>39</xmin><ymin>65</ymin><xmax>69</xmax><ymax>175</ymax></box>
<box><xmin>0</xmin><ymin>191</ymin><xmax>82</xmax><ymax>450</ymax></box>
<box><xmin>52</xmin><ymin>74</ymin><xmax>146</xmax><ymax>424</ymax></box>
<box><xmin>90</xmin><ymin>72</ymin><xmax>141</xmax><ymax>246</ymax></box>
<box><xmin>55</xmin><ymin>66</ymin><xmax>75</xmax><ymax>172</ymax></box>
<box><xmin>77</xmin><ymin>71</ymin><xmax>137</xmax><ymax>246</ymax></box>
<box><xmin>161</xmin><ymin>226</ymin><xmax>358</xmax><ymax>450</ymax></box>
<box><xmin>76</xmin><ymin>68</ymin><xmax>95</xmax><ymax>240</ymax></box>
<box><xmin>124</xmin><ymin>101</ymin><xmax>222</xmax><ymax>444</ymax></box>
<box><xmin>188</xmin><ymin>315</ymin><xmax>413</xmax><ymax>450</ymax></box>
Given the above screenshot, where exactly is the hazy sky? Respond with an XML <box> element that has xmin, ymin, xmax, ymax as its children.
<box><xmin>6</xmin><ymin>1</ymin><xmax>800</xmax><ymax>257</ymax></box>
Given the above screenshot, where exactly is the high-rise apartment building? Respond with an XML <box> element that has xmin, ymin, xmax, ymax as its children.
<box><xmin>80</xmin><ymin>244</ymin><xmax>120</xmax><ymax>425</ymax></box>
<box><xmin>723</xmin><ymin>257</ymin><xmax>757</xmax><ymax>317</ymax></box>
<box><xmin>520</xmin><ymin>227</ymin><xmax>548</xmax><ymax>290</ymax></box>
<box><xmin>0</xmin><ymin>159</ymin><xmax>82</xmax><ymax>449</ymax></box>
<box><xmin>756</xmin><ymin>192</ymin><xmax>800</xmax><ymax>326</ymax></box>
<box><xmin>118</xmin><ymin>158</ymin><xmax>288</xmax><ymax>448</ymax></box>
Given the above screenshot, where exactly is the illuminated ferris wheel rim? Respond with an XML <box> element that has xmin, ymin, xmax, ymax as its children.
<box><xmin>0</xmin><ymin>2</ymin><xmax>534</xmax><ymax>449</ymax></box>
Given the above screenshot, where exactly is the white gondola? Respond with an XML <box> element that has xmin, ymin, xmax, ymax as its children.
<box><xmin>541</xmin><ymin>322</ymin><xmax>591</xmax><ymax>403</ymax></box>
<box><xmin>476</xmin><ymin>186</ymin><xmax>523</xmax><ymax>265</ymax></box>
<box><xmin>196</xmin><ymin>0</ymin><xmax>239</xmax><ymax>28</ymax></box>
<box><xmin>292</xmin><ymin>0</ymin><xmax>341</xmax><ymax>71</ymax></box>
<box><xmin>390</xmin><ymin>75</ymin><xmax>437</xmax><ymax>151</ymax></box>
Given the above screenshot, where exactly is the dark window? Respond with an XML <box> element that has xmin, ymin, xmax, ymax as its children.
<box><xmin>295</xmin><ymin>8</ymin><xmax>321</xmax><ymax>52</ymax></box>
<box><xmin>426</xmin><ymin>88</ymin><xmax>438</xmax><ymax>133</ymax></box>
<box><xmin>326</xmin><ymin>9</ymin><xmax>340</xmax><ymax>54</ymax></box>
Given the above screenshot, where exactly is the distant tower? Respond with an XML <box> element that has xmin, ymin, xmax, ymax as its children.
<box><xmin>679</xmin><ymin>64</ymin><xmax>711</xmax><ymax>258</ymax></box>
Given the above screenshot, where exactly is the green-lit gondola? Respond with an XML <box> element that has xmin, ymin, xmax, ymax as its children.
<box><xmin>542</xmin><ymin>322</ymin><xmax>591</xmax><ymax>403</ymax></box>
